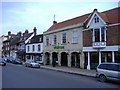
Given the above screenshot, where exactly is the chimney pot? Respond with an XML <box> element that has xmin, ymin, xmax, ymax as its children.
<box><xmin>8</xmin><ymin>31</ymin><xmax>11</xmax><ymax>35</ymax></box>
<box><xmin>94</xmin><ymin>8</ymin><xmax>98</xmax><ymax>12</ymax></box>
<box><xmin>33</xmin><ymin>27</ymin><xmax>37</xmax><ymax>35</ymax></box>
<box><xmin>53</xmin><ymin>21</ymin><xmax>57</xmax><ymax>24</ymax></box>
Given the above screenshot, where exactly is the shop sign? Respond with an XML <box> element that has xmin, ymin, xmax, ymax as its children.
<box><xmin>54</xmin><ymin>45</ymin><xmax>64</xmax><ymax>49</ymax></box>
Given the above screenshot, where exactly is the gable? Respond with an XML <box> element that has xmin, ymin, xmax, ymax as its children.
<box><xmin>86</xmin><ymin>11</ymin><xmax>106</xmax><ymax>28</ymax></box>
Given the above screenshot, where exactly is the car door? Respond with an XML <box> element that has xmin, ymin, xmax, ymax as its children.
<box><xmin>106</xmin><ymin>64</ymin><xmax>119</xmax><ymax>79</ymax></box>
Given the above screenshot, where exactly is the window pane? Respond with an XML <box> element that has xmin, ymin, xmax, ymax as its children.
<box><xmin>38</xmin><ymin>45</ymin><xmax>40</xmax><ymax>51</ymax></box>
<box><xmin>27</xmin><ymin>46</ymin><xmax>29</xmax><ymax>52</ymax></box>
<box><xmin>62</xmin><ymin>33</ymin><xmax>66</xmax><ymax>44</ymax></box>
<box><xmin>101</xmin><ymin>27</ymin><xmax>105</xmax><ymax>42</ymax></box>
<box><xmin>72</xmin><ymin>31</ymin><xmax>78</xmax><ymax>43</ymax></box>
<box><xmin>54</xmin><ymin>35</ymin><xmax>57</xmax><ymax>45</ymax></box>
<box><xmin>33</xmin><ymin>45</ymin><xmax>35</xmax><ymax>51</ymax></box>
<box><xmin>46</xmin><ymin>36</ymin><xmax>49</xmax><ymax>46</ymax></box>
<box><xmin>94</xmin><ymin>29</ymin><xmax>100</xmax><ymax>42</ymax></box>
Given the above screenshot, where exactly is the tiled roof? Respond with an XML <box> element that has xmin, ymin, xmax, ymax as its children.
<box><xmin>47</xmin><ymin>7</ymin><xmax>120</xmax><ymax>31</ymax></box>
<box><xmin>27</xmin><ymin>34</ymin><xmax>43</xmax><ymax>44</ymax></box>
<box><xmin>48</xmin><ymin>13</ymin><xmax>90</xmax><ymax>31</ymax></box>
<box><xmin>10</xmin><ymin>36</ymin><xmax>20</xmax><ymax>45</ymax></box>
<box><xmin>19</xmin><ymin>32</ymin><xmax>33</xmax><ymax>43</ymax></box>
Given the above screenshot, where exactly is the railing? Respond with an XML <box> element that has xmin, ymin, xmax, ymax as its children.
<box><xmin>92</xmin><ymin>41</ymin><xmax>106</xmax><ymax>48</ymax></box>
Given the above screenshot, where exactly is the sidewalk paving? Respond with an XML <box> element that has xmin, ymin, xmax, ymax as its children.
<box><xmin>40</xmin><ymin>65</ymin><xmax>96</xmax><ymax>77</ymax></box>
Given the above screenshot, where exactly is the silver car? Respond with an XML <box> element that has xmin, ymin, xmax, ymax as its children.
<box><xmin>0</xmin><ymin>58</ymin><xmax>6</xmax><ymax>66</ymax></box>
<box><xmin>25</xmin><ymin>60</ymin><xmax>40</xmax><ymax>68</ymax></box>
<box><xmin>96</xmin><ymin>63</ymin><xmax>120</xmax><ymax>82</ymax></box>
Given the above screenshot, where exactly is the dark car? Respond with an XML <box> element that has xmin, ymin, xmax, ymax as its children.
<box><xmin>12</xmin><ymin>58</ymin><xmax>22</xmax><ymax>64</ymax></box>
<box><xmin>7</xmin><ymin>56</ymin><xmax>14</xmax><ymax>63</ymax></box>
<box><xmin>0</xmin><ymin>58</ymin><xmax>6</xmax><ymax>66</ymax></box>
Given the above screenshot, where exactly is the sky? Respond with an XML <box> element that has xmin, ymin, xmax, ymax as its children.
<box><xmin>0</xmin><ymin>0</ymin><xmax>119</xmax><ymax>36</ymax></box>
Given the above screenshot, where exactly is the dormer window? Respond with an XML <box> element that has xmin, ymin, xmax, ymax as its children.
<box><xmin>94</xmin><ymin>15</ymin><xmax>99</xmax><ymax>23</ymax></box>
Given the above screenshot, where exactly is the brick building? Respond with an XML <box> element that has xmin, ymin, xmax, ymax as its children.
<box><xmin>83</xmin><ymin>7</ymin><xmax>120</xmax><ymax>69</ymax></box>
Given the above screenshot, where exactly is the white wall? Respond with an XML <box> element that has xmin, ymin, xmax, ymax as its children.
<box><xmin>26</xmin><ymin>43</ymin><xmax>43</xmax><ymax>53</ymax></box>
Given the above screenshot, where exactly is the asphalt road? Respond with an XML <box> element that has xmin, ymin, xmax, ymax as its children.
<box><xmin>2</xmin><ymin>63</ymin><xmax>120</xmax><ymax>88</ymax></box>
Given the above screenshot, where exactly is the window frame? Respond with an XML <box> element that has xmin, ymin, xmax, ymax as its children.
<box><xmin>32</xmin><ymin>45</ymin><xmax>35</xmax><ymax>52</ymax></box>
<box><xmin>27</xmin><ymin>46</ymin><xmax>30</xmax><ymax>52</ymax></box>
<box><xmin>38</xmin><ymin>44</ymin><xmax>40</xmax><ymax>51</ymax></box>
<box><xmin>72</xmin><ymin>31</ymin><xmax>78</xmax><ymax>44</ymax></box>
<box><xmin>46</xmin><ymin>36</ymin><xmax>49</xmax><ymax>46</ymax></box>
<box><xmin>61</xmin><ymin>32</ymin><xmax>66</xmax><ymax>44</ymax></box>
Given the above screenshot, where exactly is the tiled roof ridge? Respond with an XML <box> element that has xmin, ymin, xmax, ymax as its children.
<box><xmin>47</xmin><ymin>7</ymin><xmax>119</xmax><ymax>31</ymax></box>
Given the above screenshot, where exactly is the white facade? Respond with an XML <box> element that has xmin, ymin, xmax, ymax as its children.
<box><xmin>26</xmin><ymin>43</ymin><xmax>43</xmax><ymax>53</ymax></box>
<box><xmin>26</xmin><ymin>43</ymin><xmax>43</xmax><ymax>63</ymax></box>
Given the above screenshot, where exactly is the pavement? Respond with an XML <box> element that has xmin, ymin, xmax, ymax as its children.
<box><xmin>40</xmin><ymin>65</ymin><xmax>96</xmax><ymax>77</ymax></box>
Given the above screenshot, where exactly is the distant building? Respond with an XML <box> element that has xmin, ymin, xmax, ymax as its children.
<box><xmin>0</xmin><ymin>35</ymin><xmax>7</xmax><ymax>57</ymax></box>
<box><xmin>2</xmin><ymin>31</ymin><xmax>16</xmax><ymax>57</ymax></box>
<box><xmin>26</xmin><ymin>34</ymin><xmax>43</xmax><ymax>63</ymax></box>
<box><xmin>10</xmin><ymin>27</ymin><xmax>37</xmax><ymax>60</ymax></box>
<box><xmin>2</xmin><ymin>27</ymin><xmax>37</xmax><ymax>61</ymax></box>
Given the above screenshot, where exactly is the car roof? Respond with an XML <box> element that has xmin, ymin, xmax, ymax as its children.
<box><xmin>99</xmin><ymin>62</ymin><xmax>120</xmax><ymax>65</ymax></box>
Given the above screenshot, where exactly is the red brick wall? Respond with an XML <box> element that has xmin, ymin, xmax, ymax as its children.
<box><xmin>106</xmin><ymin>25</ymin><xmax>120</xmax><ymax>46</ymax></box>
<box><xmin>83</xmin><ymin>30</ymin><xmax>92</xmax><ymax>47</ymax></box>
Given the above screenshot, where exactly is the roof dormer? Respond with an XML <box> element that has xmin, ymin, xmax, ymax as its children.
<box><xmin>85</xmin><ymin>9</ymin><xmax>107</xmax><ymax>29</ymax></box>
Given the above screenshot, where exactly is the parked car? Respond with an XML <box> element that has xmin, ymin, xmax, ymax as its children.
<box><xmin>12</xmin><ymin>58</ymin><xmax>22</xmax><ymax>64</ymax></box>
<box><xmin>96</xmin><ymin>63</ymin><xmax>120</xmax><ymax>82</ymax></box>
<box><xmin>0</xmin><ymin>58</ymin><xmax>6</xmax><ymax>66</ymax></box>
<box><xmin>25</xmin><ymin>60</ymin><xmax>40</xmax><ymax>68</ymax></box>
<box><xmin>7</xmin><ymin>56</ymin><xmax>14</xmax><ymax>63</ymax></box>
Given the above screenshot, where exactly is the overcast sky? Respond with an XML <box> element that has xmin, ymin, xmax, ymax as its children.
<box><xmin>1</xmin><ymin>0</ymin><xmax>119</xmax><ymax>36</ymax></box>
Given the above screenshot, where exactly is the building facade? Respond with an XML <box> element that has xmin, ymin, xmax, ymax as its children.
<box><xmin>10</xmin><ymin>28</ymin><xmax>37</xmax><ymax>60</ymax></box>
<box><xmin>26</xmin><ymin>34</ymin><xmax>43</xmax><ymax>63</ymax></box>
<box><xmin>83</xmin><ymin>7</ymin><xmax>120</xmax><ymax>69</ymax></box>
<box><xmin>43</xmin><ymin>20</ymin><xmax>85</xmax><ymax>68</ymax></box>
<box><xmin>43</xmin><ymin>7</ymin><xmax>120</xmax><ymax>69</ymax></box>
<box><xmin>0</xmin><ymin>35</ymin><xmax>7</xmax><ymax>57</ymax></box>
<box><xmin>2</xmin><ymin>31</ymin><xmax>15</xmax><ymax>57</ymax></box>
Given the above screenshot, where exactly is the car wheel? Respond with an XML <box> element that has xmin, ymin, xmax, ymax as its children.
<box><xmin>30</xmin><ymin>64</ymin><xmax>33</xmax><ymax>68</ymax></box>
<box><xmin>4</xmin><ymin>63</ymin><xmax>6</xmax><ymax>66</ymax></box>
<box><xmin>99</xmin><ymin>75</ymin><xmax>106</xmax><ymax>82</ymax></box>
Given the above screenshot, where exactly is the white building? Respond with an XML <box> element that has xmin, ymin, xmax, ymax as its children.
<box><xmin>26</xmin><ymin>34</ymin><xmax>43</xmax><ymax>64</ymax></box>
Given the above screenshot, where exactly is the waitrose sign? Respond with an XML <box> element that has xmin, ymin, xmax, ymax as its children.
<box><xmin>54</xmin><ymin>45</ymin><xmax>64</xmax><ymax>49</ymax></box>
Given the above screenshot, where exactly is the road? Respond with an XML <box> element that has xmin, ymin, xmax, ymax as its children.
<box><xmin>2</xmin><ymin>63</ymin><xmax>120</xmax><ymax>88</ymax></box>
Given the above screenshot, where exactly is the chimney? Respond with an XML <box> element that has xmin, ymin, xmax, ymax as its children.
<box><xmin>53</xmin><ymin>21</ymin><xmax>57</xmax><ymax>24</ymax></box>
<box><xmin>33</xmin><ymin>27</ymin><xmax>37</xmax><ymax>35</ymax></box>
<box><xmin>8</xmin><ymin>31</ymin><xmax>11</xmax><ymax>36</ymax></box>
<box><xmin>94</xmin><ymin>8</ymin><xmax>98</xmax><ymax>12</ymax></box>
<box><xmin>17</xmin><ymin>32</ymin><xmax>22</xmax><ymax>37</ymax></box>
<box><xmin>25</xmin><ymin>29</ymin><xmax>29</xmax><ymax>34</ymax></box>
<box><xmin>8</xmin><ymin>31</ymin><xmax>11</xmax><ymax>39</ymax></box>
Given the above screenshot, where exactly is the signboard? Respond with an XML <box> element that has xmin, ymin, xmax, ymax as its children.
<box><xmin>54</xmin><ymin>45</ymin><xmax>64</xmax><ymax>49</ymax></box>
